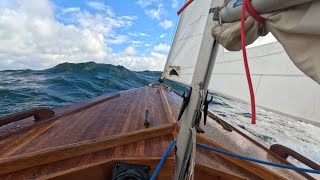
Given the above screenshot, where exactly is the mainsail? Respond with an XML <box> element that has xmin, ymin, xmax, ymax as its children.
<box><xmin>163</xmin><ymin>0</ymin><xmax>320</xmax><ymax>126</ymax></box>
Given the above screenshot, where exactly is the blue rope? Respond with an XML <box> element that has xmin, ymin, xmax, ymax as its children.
<box><xmin>196</xmin><ymin>143</ymin><xmax>320</xmax><ymax>174</ymax></box>
<box><xmin>150</xmin><ymin>140</ymin><xmax>177</xmax><ymax>180</ymax></box>
<box><xmin>150</xmin><ymin>141</ymin><xmax>319</xmax><ymax>180</ymax></box>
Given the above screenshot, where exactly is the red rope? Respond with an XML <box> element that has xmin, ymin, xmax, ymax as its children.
<box><xmin>241</xmin><ymin>0</ymin><xmax>265</xmax><ymax>124</ymax></box>
<box><xmin>245</xmin><ymin>0</ymin><xmax>266</xmax><ymax>24</ymax></box>
<box><xmin>177</xmin><ymin>0</ymin><xmax>193</xmax><ymax>15</ymax></box>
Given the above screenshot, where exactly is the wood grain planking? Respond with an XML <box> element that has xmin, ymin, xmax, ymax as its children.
<box><xmin>28</xmin><ymin>157</ymin><xmax>174</xmax><ymax>180</ymax></box>
<box><xmin>194</xmin><ymin>163</ymin><xmax>247</xmax><ymax>180</ymax></box>
<box><xmin>197</xmin><ymin>135</ymin><xmax>286</xmax><ymax>179</ymax></box>
<box><xmin>196</xmin><ymin>147</ymin><xmax>261</xmax><ymax>179</ymax></box>
<box><xmin>0</xmin><ymin>93</ymin><xmax>120</xmax><ymax>156</ymax></box>
<box><xmin>125</xmin><ymin>87</ymin><xmax>146</xmax><ymax>132</ymax></box>
<box><xmin>0</xmin><ymin>124</ymin><xmax>174</xmax><ymax>175</ymax></box>
<box><xmin>163</xmin><ymin>90</ymin><xmax>182</xmax><ymax>121</ymax></box>
<box><xmin>120</xmin><ymin>88</ymin><xmax>144</xmax><ymax>133</ymax></box>
<box><xmin>0</xmin><ymin>93</ymin><xmax>119</xmax><ymax>139</ymax></box>
<box><xmin>0</xmin><ymin>135</ymin><xmax>174</xmax><ymax>179</ymax></box>
<box><xmin>0</xmin><ymin>149</ymin><xmax>115</xmax><ymax>180</ymax></box>
<box><xmin>12</xmin><ymin>109</ymin><xmax>89</xmax><ymax>155</ymax></box>
<box><xmin>158</xmin><ymin>87</ymin><xmax>176</xmax><ymax>124</ymax></box>
<box><xmin>0</xmin><ymin>121</ymin><xmax>53</xmax><ymax>157</ymax></box>
<box><xmin>2</xmin><ymin>119</ymin><xmax>62</xmax><ymax>157</ymax></box>
<box><xmin>1</xmin><ymin>87</ymin><xmax>172</xmax><ymax>157</ymax></box>
<box><xmin>202</xmin><ymin>113</ymin><xmax>310</xmax><ymax>179</ymax></box>
<box><xmin>112</xmin><ymin>134</ymin><xmax>173</xmax><ymax>158</ymax></box>
<box><xmin>100</xmin><ymin>91</ymin><xmax>133</xmax><ymax>137</ymax></box>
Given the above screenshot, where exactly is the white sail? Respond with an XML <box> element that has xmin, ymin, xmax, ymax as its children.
<box><xmin>163</xmin><ymin>0</ymin><xmax>320</xmax><ymax>126</ymax></box>
<box><xmin>211</xmin><ymin>42</ymin><xmax>320</xmax><ymax>127</ymax></box>
<box><xmin>162</xmin><ymin>0</ymin><xmax>212</xmax><ymax>85</ymax></box>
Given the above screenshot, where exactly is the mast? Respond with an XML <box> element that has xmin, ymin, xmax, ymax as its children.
<box><xmin>175</xmin><ymin>0</ymin><xmax>220</xmax><ymax>179</ymax></box>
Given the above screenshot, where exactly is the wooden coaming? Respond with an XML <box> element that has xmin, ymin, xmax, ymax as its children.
<box><xmin>0</xmin><ymin>86</ymin><xmax>315</xmax><ymax>179</ymax></box>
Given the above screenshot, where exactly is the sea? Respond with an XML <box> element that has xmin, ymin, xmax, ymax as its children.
<box><xmin>0</xmin><ymin>62</ymin><xmax>319</xmax><ymax>165</ymax></box>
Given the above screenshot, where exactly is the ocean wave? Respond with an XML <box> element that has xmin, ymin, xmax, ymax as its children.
<box><xmin>0</xmin><ymin>62</ymin><xmax>162</xmax><ymax>115</ymax></box>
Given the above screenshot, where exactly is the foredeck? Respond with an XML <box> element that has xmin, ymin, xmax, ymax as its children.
<box><xmin>0</xmin><ymin>87</ymin><xmax>170</xmax><ymax>157</ymax></box>
<box><xmin>0</xmin><ymin>86</ymin><xmax>315</xmax><ymax>179</ymax></box>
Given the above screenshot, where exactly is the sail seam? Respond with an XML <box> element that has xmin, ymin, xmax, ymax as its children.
<box><xmin>216</xmin><ymin>52</ymin><xmax>284</xmax><ymax>64</ymax></box>
<box><xmin>176</xmin><ymin>33</ymin><xmax>204</xmax><ymax>42</ymax></box>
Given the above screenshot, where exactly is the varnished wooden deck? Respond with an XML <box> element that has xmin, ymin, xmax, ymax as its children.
<box><xmin>0</xmin><ymin>86</ymin><xmax>315</xmax><ymax>179</ymax></box>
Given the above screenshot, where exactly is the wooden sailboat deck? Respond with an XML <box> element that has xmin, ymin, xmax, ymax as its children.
<box><xmin>0</xmin><ymin>87</ymin><xmax>171</xmax><ymax>157</ymax></box>
<box><xmin>0</xmin><ymin>86</ymin><xmax>315</xmax><ymax>179</ymax></box>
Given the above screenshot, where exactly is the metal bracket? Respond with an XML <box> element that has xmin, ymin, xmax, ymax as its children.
<box><xmin>210</xmin><ymin>7</ymin><xmax>222</xmax><ymax>26</ymax></box>
<box><xmin>211</xmin><ymin>7</ymin><xmax>220</xmax><ymax>20</ymax></box>
<box><xmin>144</xmin><ymin>110</ymin><xmax>150</xmax><ymax>127</ymax></box>
<box><xmin>203</xmin><ymin>90</ymin><xmax>213</xmax><ymax>126</ymax></box>
<box><xmin>194</xmin><ymin>110</ymin><xmax>204</xmax><ymax>133</ymax></box>
<box><xmin>178</xmin><ymin>87</ymin><xmax>193</xmax><ymax>121</ymax></box>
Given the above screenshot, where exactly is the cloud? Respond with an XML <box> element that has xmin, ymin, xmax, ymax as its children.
<box><xmin>145</xmin><ymin>5</ymin><xmax>163</xmax><ymax>20</ymax></box>
<box><xmin>136</xmin><ymin>0</ymin><xmax>167</xmax><ymax>21</ymax></box>
<box><xmin>123</xmin><ymin>46</ymin><xmax>137</xmax><ymax>56</ymax></box>
<box><xmin>130</xmin><ymin>40</ymin><xmax>145</xmax><ymax>47</ymax></box>
<box><xmin>136</xmin><ymin>0</ymin><xmax>157</xmax><ymax>8</ymax></box>
<box><xmin>61</xmin><ymin>7</ymin><xmax>80</xmax><ymax>14</ymax></box>
<box><xmin>0</xmin><ymin>0</ymin><xmax>168</xmax><ymax>71</ymax></box>
<box><xmin>150</xmin><ymin>52</ymin><xmax>167</xmax><ymax>61</ymax></box>
<box><xmin>86</xmin><ymin>1</ymin><xmax>114</xmax><ymax>16</ymax></box>
<box><xmin>108</xmin><ymin>35</ymin><xmax>128</xmax><ymax>45</ymax></box>
<box><xmin>0</xmin><ymin>0</ymin><xmax>139</xmax><ymax>70</ymax></box>
<box><xmin>160</xmin><ymin>33</ymin><xmax>167</xmax><ymax>38</ymax></box>
<box><xmin>172</xmin><ymin>0</ymin><xmax>178</xmax><ymax>8</ymax></box>
<box><xmin>159</xmin><ymin>20</ymin><xmax>173</xmax><ymax>29</ymax></box>
<box><xmin>128</xmin><ymin>32</ymin><xmax>149</xmax><ymax>37</ymax></box>
<box><xmin>153</xmin><ymin>43</ymin><xmax>170</xmax><ymax>52</ymax></box>
<box><xmin>107</xmin><ymin>49</ymin><xmax>166</xmax><ymax>71</ymax></box>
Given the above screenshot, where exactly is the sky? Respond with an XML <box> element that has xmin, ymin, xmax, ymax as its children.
<box><xmin>0</xmin><ymin>0</ymin><xmax>183</xmax><ymax>71</ymax></box>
